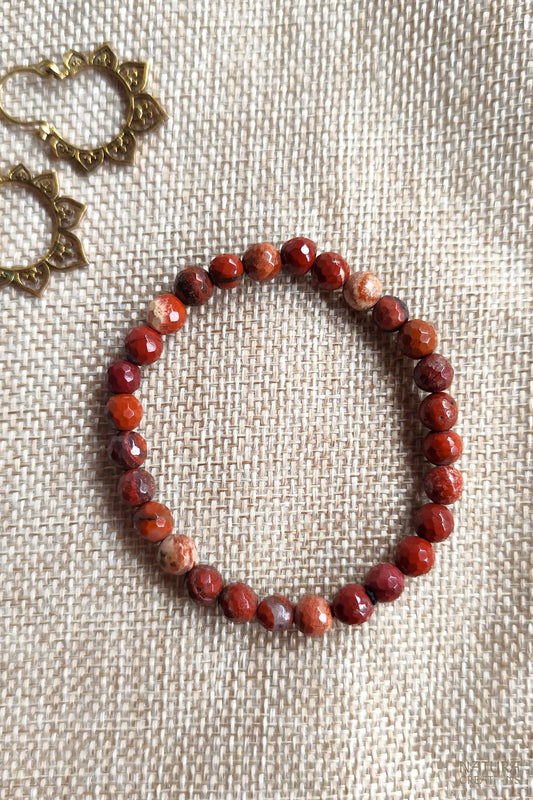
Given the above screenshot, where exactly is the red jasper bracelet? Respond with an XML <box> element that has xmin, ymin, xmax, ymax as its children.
<box><xmin>105</xmin><ymin>238</ymin><xmax>463</xmax><ymax>636</ymax></box>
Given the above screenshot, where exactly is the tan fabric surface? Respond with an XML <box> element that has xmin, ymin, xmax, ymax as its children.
<box><xmin>0</xmin><ymin>1</ymin><xmax>531</xmax><ymax>798</ymax></box>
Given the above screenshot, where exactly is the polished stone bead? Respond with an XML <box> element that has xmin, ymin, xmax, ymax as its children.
<box><xmin>294</xmin><ymin>594</ymin><xmax>333</xmax><ymax>636</ymax></box>
<box><xmin>147</xmin><ymin>293</ymin><xmax>187</xmax><ymax>334</ymax></box>
<box><xmin>419</xmin><ymin>392</ymin><xmax>459</xmax><ymax>431</ymax></box>
<box><xmin>413</xmin><ymin>353</ymin><xmax>454</xmax><ymax>392</ymax></box>
<box><xmin>394</xmin><ymin>536</ymin><xmax>435</xmax><ymax>576</ymax></box>
<box><xmin>242</xmin><ymin>243</ymin><xmax>282</xmax><ymax>282</ymax></box>
<box><xmin>186</xmin><ymin>564</ymin><xmax>225</xmax><ymax>606</ymax></box>
<box><xmin>331</xmin><ymin>584</ymin><xmax>374</xmax><ymax>625</ymax></box>
<box><xmin>125</xmin><ymin>325</ymin><xmax>163</xmax><ymax>365</ymax></box>
<box><xmin>413</xmin><ymin>503</ymin><xmax>454</xmax><ymax>542</ymax></box>
<box><xmin>209</xmin><ymin>253</ymin><xmax>244</xmax><ymax>289</ymax></box>
<box><xmin>343</xmin><ymin>271</ymin><xmax>383</xmax><ymax>310</ymax></box>
<box><xmin>107</xmin><ymin>431</ymin><xmax>147</xmax><ymax>470</ymax></box>
<box><xmin>173</xmin><ymin>267</ymin><xmax>214</xmax><ymax>305</ymax></box>
<box><xmin>424</xmin><ymin>465</ymin><xmax>464</xmax><ymax>504</ymax></box>
<box><xmin>423</xmin><ymin>430</ymin><xmax>463</xmax><ymax>465</ymax></box>
<box><xmin>398</xmin><ymin>319</ymin><xmax>438</xmax><ymax>359</ymax></box>
<box><xmin>372</xmin><ymin>295</ymin><xmax>409</xmax><ymax>331</ymax></box>
<box><xmin>256</xmin><ymin>594</ymin><xmax>294</xmax><ymax>631</ymax></box>
<box><xmin>219</xmin><ymin>582</ymin><xmax>258</xmax><ymax>622</ymax></box>
<box><xmin>118</xmin><ymin>468</ymin><xmax>156</xmax><ymax>506</ymax></box>
<box><xmin>133</xmin><ymin>501</ymin><xmax>174</xmax><ymax>542</ymax></box>
<box><xmin>311</xmin><ymin>252</ymin><xmax>349</xmax><ymax>291</ymax></box>
<box><xmin>157</xmin><ymin>533</ymin><xmax>197</xmax><ymax>575</ymax></box>
<box><xmin>364</xmin><ymin>562</ymin><xmax>405</xmax><ymax>602</ymax></box>
<box><xmin>106</xmin><ymin>359</ymin><xmax>141</xmax><ymax>393</ymax></box>
<box><xmin>280</xmin><ymin>237</ymin><xmax>317</xmax><ymax>276</ymax></box>
<box><xmin>107</xmin><ymin>393</ymin><xmax>143</xmax><ymax>430</ymax></box>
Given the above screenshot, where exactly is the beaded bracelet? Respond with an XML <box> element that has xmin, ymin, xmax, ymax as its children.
<box><xmin>105</xmin><ymin>238</ymin><xmax>463</xmax><ymax>636</ymax></box>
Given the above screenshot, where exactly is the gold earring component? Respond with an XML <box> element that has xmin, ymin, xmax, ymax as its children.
<box><xmin>0</xmin><ymin>44</ymin><xmax>167</xmax><ymax>173</ymax></box>
<box><xmin>0</xmin><ymin>164</ymin><xmax>87</xmax><ymax>296</ymax></box>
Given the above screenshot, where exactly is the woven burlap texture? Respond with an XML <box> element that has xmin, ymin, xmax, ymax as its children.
<box><xmin>1</xmin><ymin>1</ymin><xmax>531</xmax><ymax>798</ymax></box>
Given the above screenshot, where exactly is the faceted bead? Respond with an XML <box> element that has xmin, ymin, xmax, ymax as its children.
<box><xmin>209</xmin><ymin>253</ymin><xmax>244</xmax><ymax>289</ymax></box>
<box><xmin>107</xmin><ymin>393</ymin><xmax>143</xmax><ymax>430</ymax></box>
<box><xmin>133</xmin><ymin>501</ymin><xmax>174</xmax><ymax>542</ymax></box>
<box><xmin>424</xmin><ymin>465</ymin><xmax>464</xmax><ymax>504</ymax></box>
<box><xmin>413</xmin><ymin>503</ymin><xmax>454</xmax><ymax>542</ymax></box>
<box><xmin>125</xmin><ymin>325</ymin><xmax>163</xmax><ymax>365</ymax></box>
<box><xmin>242</xmin><ymin>243</ymin><xmax>282</xmax><ymax>282</ymax></box>
<box><xmin>364</xmin><ymin>562</ymin><xmax>405</xmax><ymax>602</ymax></box>
<box><xmin>343</xmin><ymin>271</ymin><xmax>383</xmax><ymax>310</ymax></box>
<box><xmin>147</xmin><ymin>293</ymin><xmax>187</xmax><ymax>334</ymax></box>
<box><xmin>256</xmin><ymin>594</ymin><xmax>294</xmax><ymax>631</ymax></box>
<box><xmin>186</xmin><ymin>564</ymin><xmax>225</xmax><ymax>606</ymax></box>
<box><xmin>118</xmin><ymin>468</ymin><xmax>156</xmax><ymax>506</ymax></box>
<box><xmin>311</xmin><ymin>252</ymin><xmax>349</xmax><ymax>291</ymax></box>
<box><xmin>331</xmin><ymin>584</ymin><xmax>374</xmax><ymax>625</ymax></box>
<box><xmin>372</xmin><ymin>295</ymin><xmax>409</xmax><ymax>331</ymax></box>
<box><xmin>395</xmin><ymin>536</ymin><xmax>435</xmax><ymax>576</ymax></box>
<box><xmin>157</xmin><ymin>533</ymin><xmax>197</xmax><ymax>575</ymax></box>
<box><xmin>419</xmin><ymin>392</ymin><xmax>459</xmax><ymax>431</ymax></box>
<box><xmin>423</xmin><ymin>430</ymin><xmax>463</xmax><ymax>465</ymax></box>
<box><xmin>294</xmin><ymin>594</ymin><xmax>333</xmax><ymax>636</ymax></box>
<box><xmin>280</xmin><ymin>237</ymin><xmax>317</xmax><ymax>276</ymax></box>
<box><xmin>414</xmin><ymin>353</ymin><xmax>454</xmax><ymax>392</ymax></box>
<box><xmin>106</xmin><ymin>359</ymin><xmax>141</xmax><ymax>394</ymax></box>
<box><xmin>219</xmin><ymin>582</ymin><xmax>258</xmax><ymax>622</ymax></box>
<box><xmin>107</xmin><ymin>430</ymin><xmax>147</xmax><ymax>470</ymax></box>
<box><xmin>173</xmin><ymin>267</ymin><xmax>214</xmax><ymax>306</ymax></box>
<box><xmin>398</xmin><ymin>319</ymin><xmax>438</xmax><ymax>359</ymax></box>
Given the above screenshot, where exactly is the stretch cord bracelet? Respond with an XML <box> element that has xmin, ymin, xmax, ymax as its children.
<box><xmin>105</xmin><ymin>238</ymin><xmax>464</xmax><ymax>637</ymax></box>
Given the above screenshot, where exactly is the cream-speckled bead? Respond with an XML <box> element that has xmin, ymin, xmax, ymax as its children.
<box><xmin>157</xmin><ymin>533</ymin><xmax>198</xmax><ymax>575</ymax></box>
<box><xmin>343</xmin><ymin>271</ymin><xmax>383</xmax><ymax>311</ymax></box>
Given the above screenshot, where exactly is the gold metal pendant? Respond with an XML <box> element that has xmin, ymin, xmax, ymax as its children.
<box><xmin>0</xmin><ymin>44</ymin><xmax>167</xmax><ymax>173</ymax></box>
<box><xmin>0</xmin><ymin>164</ymin><xmax>87</xmax><ymax>296</ymax></box>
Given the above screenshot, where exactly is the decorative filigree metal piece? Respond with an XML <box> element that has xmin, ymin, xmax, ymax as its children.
<box><xmin>0</xmin><ymin>44</ymin><xmax>167</xmax><ymax>173</ymax></box>
<box><xmin>0</xmin><ymin>164</ymin><xmax>87</xmax><ymax>296</ymax></box>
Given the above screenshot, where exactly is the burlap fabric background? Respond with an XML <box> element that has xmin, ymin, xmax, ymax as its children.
<box><xmin>1</xmin><ymin>1</ymin><xmax>531</xmax><ymax>798</ymax></box>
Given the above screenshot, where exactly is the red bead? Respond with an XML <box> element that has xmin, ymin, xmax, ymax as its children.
<box><xmin>174</xmin><ymin>267</ymin><xmax>214</xmax><ymax>305</ymax></box>
<box><xmin>395</xmin><ymin>536</ymin><xmax>435</xmax><ymax>576</ymax></box>
<box><xmin>209</xmin><ymin>253</ymin><xmax>244</xmax><ymax>289</ymax></box>
<box><xmin>106</xmin><ymin>360</ymin><xmax>141</xmax><ymax>393</ymax></box>
<box><xmin>186</xmin><ymin>564</ymin><xmax>225</xmax><ymax>606</ymax></box>
<box><xmin>242</xmin><ymin>243</ymin><xmax>282</xmax><ymax>282</ymax></box>
<box><xmin>107</xmin><ymin>394</ymin><xmax>143</xmax><ymax>430</ymax></box>
<box><xmin>424</xmin><ymin>465</ymin><xmax>464</xmax><ymax>504</ymax></box>
<box><xmin>294</xmin><ymin>594</ymin><xmax>333</xmax><ymax>636</ymax></box>
<box><xmin>372</xmin><ymin>296</ymin><xmax>409</xmax><ymax>331</ymax></box>
<box><xmin>414</xmin><ymin>353</ymin><xmax>454</xmax><ymax>392</ymax></box>
<box><xmin>118</xmin><ymin>468</ymin><xmax>156</xmax><ymax>506</ymax></box>
<box><xmin>311</xmin><ymin>252</ymin><xmax>350</xmax><ymax>291</ymax></box>
<box><xmin>107</xmin><ymin>431</ymin><xmax>147</xmax><ymax>470</ymax></box>
<box><xmin>133</xmin><ymin>501</ymin><xmax>174</xmax><ymax>542</ymax></box>
<box><xmin>398</xmin><ymin>319</ymin><xmax>438</xmax><ymax>359</ymax></box>
<box><xmin>331</xmin><ymin>584</ymin><xmax>374</xmax><ymax>625</ymax></box>
<box><xmin>423</xmin><ymin>430</ymin><xmax>463</xmax><ymax>465</ymax></box>
<box><xmin>256</xmin><ymin>594</ymin><xmax>294</xmax><ymax>631</ymax></box>
<box><xmin>280</xmin><ymin>237</ymin><xmax>317</xmax><ymax>276</ymax></box>
<box><xmin>419</xmin><ymin>392</ymin><xmax>459</xmax><ymax>431</ymax></box>
<box><xmin>364</xmin><ymin>563</ymin><xmax>405</xmax><ymax>602</ymax></box>
<box><xmin>125</xmin><ymin>325</ymin><xmax>163</xmax><ymax>365</ymax></box>
<box><xmin>219</xmin><ymin>582</ymin><xmax>258</xmax><ymax>623</ymax></box>
<box><xmin>413</xmin><ymin>504</ymin><xmax>454</xmax><ymax>542</ymax></box>
<box><xmin>147</xmin><ymin>293</ymin><xmax>187</xmax><ymax>334</ymax></box>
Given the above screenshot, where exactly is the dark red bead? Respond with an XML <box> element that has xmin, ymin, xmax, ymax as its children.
<box><xmin>331</xmin><ymin>584</ymin><xmax>374</xmax><ymax>625</ymax></box>
<box><xmin>419</xmin><ymin>392</ymin><xmax>459</xmax><ymax>431</ymax></box>
<box><xmin>125</xmin><ymin>325</ymin><xmax>163</xmax><ymax>366</ymax></box>
<box><xmin>372</xmin><ymin>296</ymin><xmax>409</xmax><ymax>331</ymax></box>
<box><xmin>219</xmin><ymin>582</ymin><xmax>258</xmax><ymax>622</ymax></box>
<box><xmin>414</xmin><ymin>353</ymin><xmax>454</xmax><ymax>392</ymax></box>
<box><xmin>256</xmin><ymin>594</ymin><xmax>294</xmax><ymax>631</ymax></box>
<box><xmin>394</xmin><ymin>536</ymin><xmax>435</xmax><ymax>576</ymax></box>
<box><xmin>280</xmin><ymin>237</ymin><xmax>317</xmax><ymax>276</ymax></box>
<box><xmin>106</xmin><ymin>360</ymin><xmax>141</xmax><ymax>393</ymax></box>
<box><xmin>186</xmin><ymin>564</ymin><xmax>225</xmax><ymax>606</ymax></box>
<box><xmin>364</xmin><ymin>563</ymin><xmax>405</xmax><ymax>602</ymax></box>
<box><xmin>107</xmin><ymin>431</ymin><xmax>147</xmax><ymax>470</ymax></box>
<box><xmin>424</xmin><ymin>465</ymin><xmax>464</xmax><ymax>504</ymax></box>
<box><xmin>423</xmin><ymin>430</ymin><xmax>463</xmax><ymax>465</ymax></box>
<box><xmin>118</xmin><ymin>468</ymin><xmax>156</xmax><ymax>506</ymax></box>
<box><xmin>209</xmin><ymin>254</ymin><xmax>244</xmax><ymax>289</ymax></box>
<box><xmin>174</xmin><ymin>267</ymin><xmax>214</xmax><ymax>306</ymax></box>
<box><xmin>413</xmin><ymin>504</ymin><xmax>454</xmax><ymax>542</ymax></box>
<box><xmin>311</xmin><ymin>252</ymin><xmax>350</xmax><ymax>291</ymax></box>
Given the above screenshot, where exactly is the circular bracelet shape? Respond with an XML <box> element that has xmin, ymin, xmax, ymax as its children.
<box><xmin>105</xmin><ymin>238</ymin><xmax>464</xmax><ymax>636</ymax></box>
